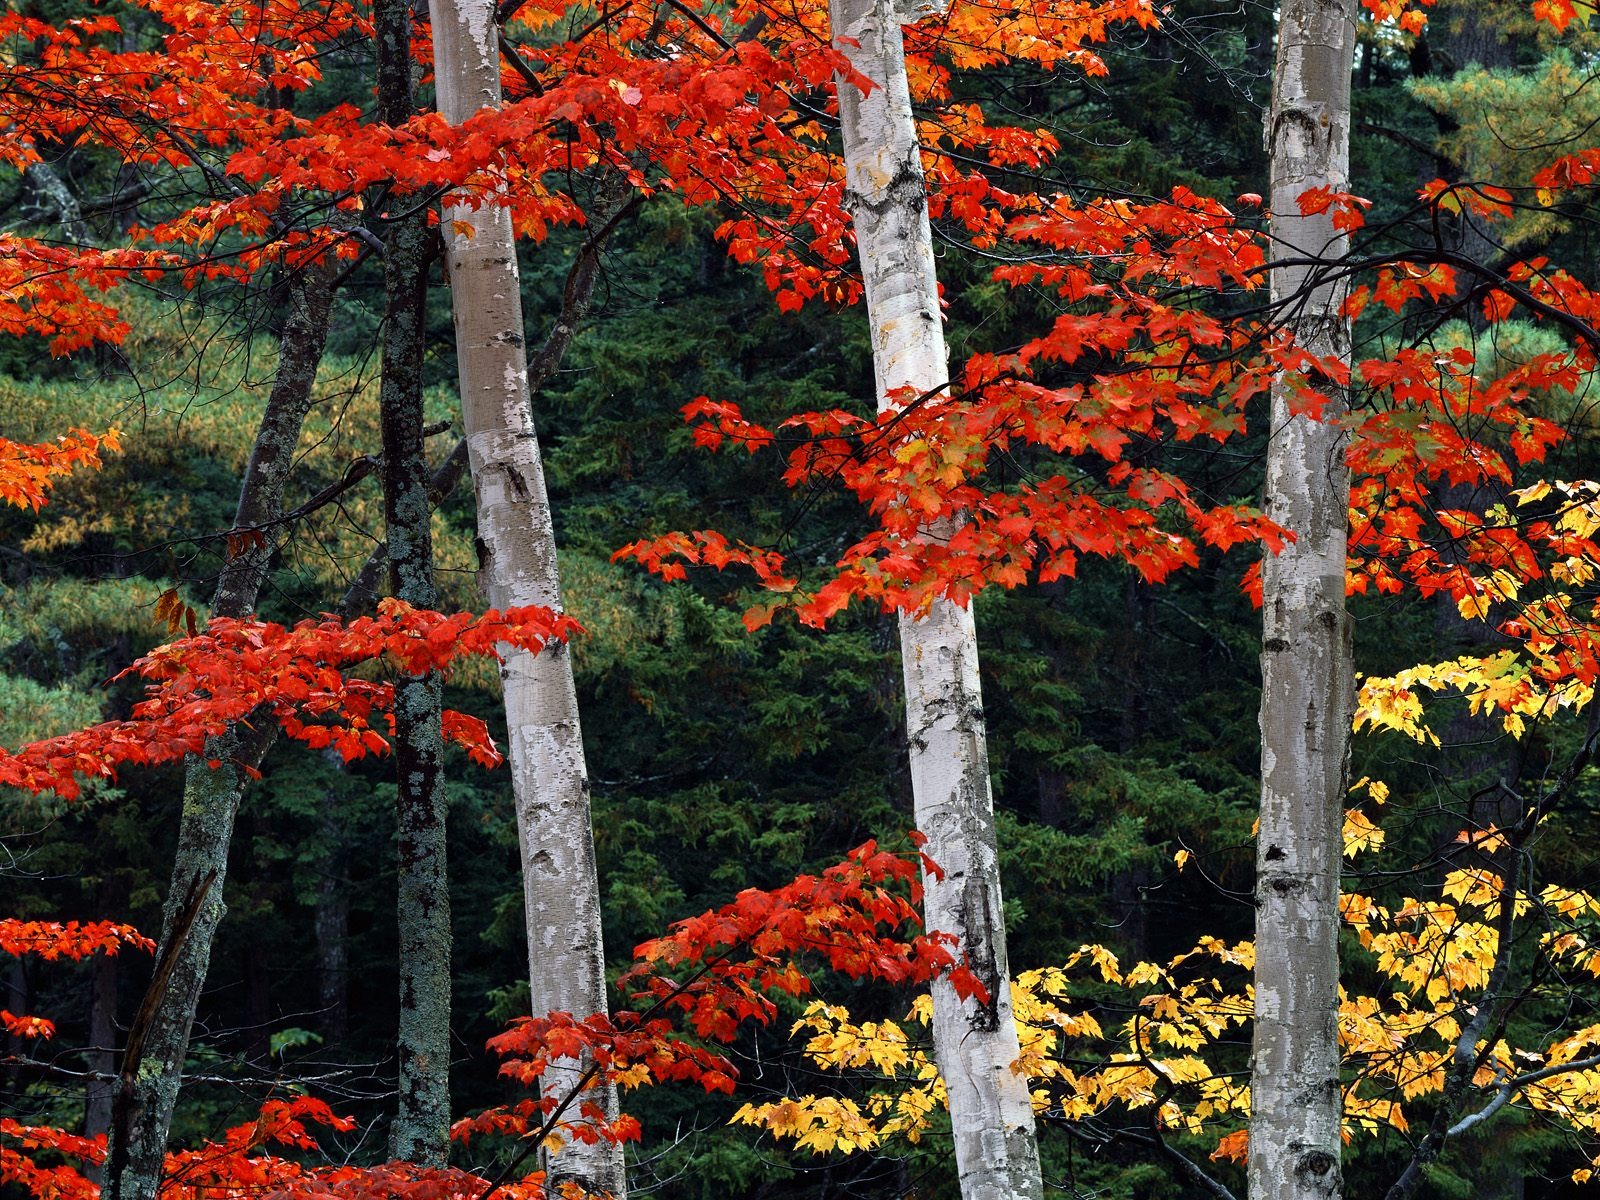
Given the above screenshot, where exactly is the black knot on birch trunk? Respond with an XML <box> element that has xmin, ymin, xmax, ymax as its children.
<box><xmin>1293</xmin><ymin>1149</ymin><xmax>1337</xmax><ymax>1183</ymax></box>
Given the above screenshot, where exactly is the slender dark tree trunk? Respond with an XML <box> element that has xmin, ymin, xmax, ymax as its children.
<box><xmin>84</xmin><ymin>873</ymin><xmax>123</xmax><ymax>1178</ymax></box>
<box><xmin>374</xmin><ymin>0</ymin><xmax>452</xmax><ymax>1163</ymax></box>
<box><xmin>85</xmin><ymin>952</ymin><xmax>117</xmax><ymax>1162</ymax></box>
<box><xmin>313</xmin><ymin>773</ymin><xmax>351</xmax><ymax>1045</ymax></box>
<box><xmin>106</xmin><ymin>269</ymin><xmax>334</xmax><ymax>1200</ymax></box>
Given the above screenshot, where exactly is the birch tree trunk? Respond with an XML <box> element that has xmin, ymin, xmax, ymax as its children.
<box><xmin>831</xmin><ymin>2</ymin><xmax>1042</xmax><ymax>1195</ymax></box>
<box><xmin>376</xmin><ymin>0</ymin><xmax>452</xmax><ymax>1163</ymax></box>
<box><xmin>428</xmin><ymin>5</ymin><xmax>624</xmax><ymax>1194</ymax></box>
<box><xmin>1250</xmin><ymin>4</ymin><xmax>1358</xmax><ymax>1199</ymax></box>
<box><xmin>107</xmin><ymin>269</ymin><xmax>333</xmax><ymax>1200</ymax></box>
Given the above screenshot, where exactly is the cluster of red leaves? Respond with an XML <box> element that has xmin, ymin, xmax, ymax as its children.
<box><xmin>1531</xmin><ymin>0</ymin><xmax>1588</xmax><ymax>30</ymax></box>
<box><xmin>0</xmin><ymin>240</ymin><xmax>144</xmax><ymax>353</ymax></box>
<box><xmin>1</xmin><ymin>0</ymin><xmax>1160</xmax><ymax>351</ymax></box>
<box><xmin>619</xmin><ymin>185</ymin><xmax>1292</xmax><ymax>623</ymax></box>
<box><xmin>0</xmin><ymin>600</ymin><xmax>581</xmax><ymax>799</ymax></box>
<box><xmin>2</xmin><ymin>1102</ymin><xmax>551</xmax><ymax>1200</ymax></box>
<box><xmin>1347</xmin><ymin>345</ymin><xmax>1576</xmax><ymax>594</ymax></box>
<box><xmin>1328</xmin><ymin>172</ymin><xmax>1600</xmax><ymax>694</ymax></box>
<box><xmin>0</xmin><ymin>919</ymin><xmax>154</xmax><ymax>960</ymax></box>
<box><xmin>0</xmin><ymin>0</ymin><xmax>372</xmax><ymax>350</ymax></box>
<box><xmin>625</xmin><ymin>147</ymin><xmax>1600</xmax><ymax>654</ymax></box>
<box><xmin>1534</xmin><ymin>148</ymin><xmax>1600</xmax><ymax>197</ymax></box>
<box><xmin>622</xmin><ymin>836</ymin><xmax>981</xmax><ymax>1023</ymax></box>
<box><xmin>0</xmin><ymin>845</ymin><xmax>963</xmax><ymax>1197</ymax></box>
<box><xmin>0</xmin><ymin>428</ymin><xmax>121</xmax><ymax>511</ymax></box>
<box><xmin>463</xmin><ymin>840</ymin><xmax>975</xmax><ymax>1146</ymax></box>
<box><xmin>1</xmin><ymin>1121</ymin><xmax>104</xmax><ymax>1200</ymax></box>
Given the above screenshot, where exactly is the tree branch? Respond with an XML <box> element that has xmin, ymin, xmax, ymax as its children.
<box><xmin>498</xmin><ymin>32</ymin><xmax>545</xmax><ymax>96</ymax></box>
<box><xmin>1108</xmin><ymin>1126</ymin><xmax>1239</xmax><ymax>1200</ymax></box>
<box><xmin>1448</xmin><ymin>1053</ymin><xmax>1600</xmax><ymax>1137</ymax></box>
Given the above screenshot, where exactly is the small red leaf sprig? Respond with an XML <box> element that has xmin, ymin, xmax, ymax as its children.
<box><xmin>0</xmin><ymin>428</ymin><xmax>121</xmax><ymax>512</ymax></box>
<box><xmin>0</xmin><ymin>919</ymin><xmax>154</xmax><ymax>960</ymax></box>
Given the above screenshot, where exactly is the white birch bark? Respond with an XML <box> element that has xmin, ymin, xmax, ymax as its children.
<box><xmin>1251</xmin><ymin>3</ymin><xmax>1358</xmax><ymax>1199</ymax></box>
<box><xmin>832</xmin><ymin>1</ymin><xmax>1042</xmax><ymax>1195</ymax></box>
<box><xmin>429</xmin><ymin>4</ymin><xmax>624</xmax><ymax>1194</ymax></box>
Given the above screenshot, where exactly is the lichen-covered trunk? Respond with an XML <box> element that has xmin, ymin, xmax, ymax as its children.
<box><xmin>24</xmin><ymin>161</ymin><xmax>93</xmax><ymax>245</ymax></box>
<box><xmin>1250</xmin><ymin>4</ymin><xmax>1357</xmax><ymax>1199</ymax></box>
<box><xmin>108</xmin><ymin>270</ymin><xmax>333</xmax><ymax>1200</ymax></box>
<box><xmin>377</xmin><ymin>0</ymin><xmax>452</xmax><ymax>1163</ymax></box>
<box><xmin>428</xmin><ymin>3</ymin><xmax>623</xmax><ymax>1194</ymax></box>
<box><xmin>831</xmin><ymin>1</ymin><xmax>1042</xmax><ymax>1195</ymax></box>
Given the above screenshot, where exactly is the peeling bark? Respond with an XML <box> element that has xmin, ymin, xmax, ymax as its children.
<box><xmin>831</xmin><ymin>0</ymin><xmax>1042</xmax><ymax>1195</ymax></box>
<box><xmin>106</xmin><ymin>270</ymin><xmax>334</xmax><ymax>1200</ymax></box>
<box><xmin>1249</xmin><ymin>3</ymin><xmax>1358</xmax><ymax>1199</ymax></box>
<box><xmin>377</xmin><ymin>0</ymin><xmax>453</xmax><ymax>1163</ymax></box>
<box><xmin>429</xmin><ymin>3</ymin><xmax>624</xmax><ymax>1193</ymax></box>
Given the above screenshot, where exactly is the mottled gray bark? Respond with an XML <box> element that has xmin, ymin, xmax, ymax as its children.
<box><xmin>106</xmin><ymin>270</ymin><xmax>333</xmax><ymax>1200</ymax></box>
<box><xmin>1249</xmin><ymin>3</ymin><xmax>1358</xmax><ymax>1199</ymax></box>
<box><xmin>316</xmin><ymin>439</ymin><xmax>471</xmax><ymax>1055</ymax></box>
<box><xmin>23</xmin><ymin>160</ymin><xmax>92</xmax><ymax>245</ymax></box>
<box><xmin>376</xmin><ymin>0</ymin><xmax>453</xmax><ymax>1162</ymax></box>
<box><xmin>831</xmin><ymin>0</ymin><xmax>1042</xmax><ymax>1196</ymax></box>
<box><xmin>429</xmin><ymin>2</ymin><xmax>625</xmax><ymax>1193</ymax></box>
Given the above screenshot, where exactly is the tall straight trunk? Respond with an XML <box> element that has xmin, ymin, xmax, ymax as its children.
<box><xmin>376</xmin><ymin>0</ymin><xmax>452</xmax><ymax>1163</ymax></box>
<box><xmin>106</xmin><ymin>269</ymin><xmax>333</xmax><ymax>1200</ymax></box>
<box><xmin>831</xmin><ymin>1</ymin><xmax>1042</xmax><ymax>1196</ymax></box>
<box><xmin>312</xmin><ymin>815</ymin><xmax>351</xmax><ymax>1044</ymax></box>
<box><xmin>1250</xmin><ymin>4</ymin><xmax>1357</xmax><ymax>1200</ymax></box>
<box><xmin>84</xmin><ymin>873</ymin><xmax>124</xmax><ymax>1182</ymax></box>
<box><xmin>84</xmin><ymin>950</ymin><xmax>117</xmax><ymax>1164</ymax></box>
<box><xmin>428</xmin><ymin>4</ymin><xmax>624</xmax><ymax>1194</ymax></box>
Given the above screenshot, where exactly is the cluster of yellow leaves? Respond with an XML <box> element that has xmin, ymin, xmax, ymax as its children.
<box><xmin>1541</xmin><ymin>885</ymin><xmax>1600</xmax><ymax>979</ymax></box>
<box><xmin>1355</xmin><ymin>480</ymin><xmax>1600</xmax><ymax>743</ymax></box>
<box><xmin>1343</xmin><ymin>776</ymin><xmax>1389</xmax><ymax>858</ymax></box>
<box><xmin>737</xmin><ymin>820</ymin><xmax>1600</xmax><ymax>1174</ymax></box>
<box><xmin>733</xmin><ymin>940</ymin><xmax>1257</xmax><ymax>1154</ymax></box>
<box><xmin>1354</xmin><ymin>650</ymin><xmax>1580</xmax><ymax>743</ymax></box>
<box><xmin>730</xmin><ymin>1001</ymin><xmax>945</xmax><ymax>1151</ymax></box>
